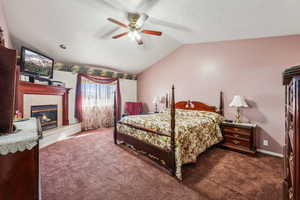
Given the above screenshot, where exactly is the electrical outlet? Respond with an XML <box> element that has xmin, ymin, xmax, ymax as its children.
<box><xmin>263</xmin><ymin>140</ymin><xmax>269</xmax><ymax>146</ymax></box>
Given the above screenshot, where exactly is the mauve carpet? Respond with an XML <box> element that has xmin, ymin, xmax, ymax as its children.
<box><xmin>40</xmin><ymin>128</ymin><xmax>283</xmax><ymax>200</ymax></box>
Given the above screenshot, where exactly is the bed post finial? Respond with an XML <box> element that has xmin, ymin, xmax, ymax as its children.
<box><xmin>219</xmin><ymin>91</ymin><xmax>224</xmax><ymax>116</ymax></box>
<box><xmin>170</xmin><ymin>84</ymin><xmax>176</xmax><ymax>176</ymax></box>
<box><xmin>113</xmin><ymin>91</ymin><xmax>117</xmax><ymax>144</ymax></box>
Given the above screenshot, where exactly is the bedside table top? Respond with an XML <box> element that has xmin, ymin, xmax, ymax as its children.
<box><xmin>221</xmin><ymin>121</ymin><xmax>256</xmax><ymax>129</ymax></box>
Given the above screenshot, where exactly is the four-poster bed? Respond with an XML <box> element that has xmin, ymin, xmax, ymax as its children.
<box><xmin>113</xmin><ymin>86</ymin><xmax>224</xmax><ymax>180</ymax></box>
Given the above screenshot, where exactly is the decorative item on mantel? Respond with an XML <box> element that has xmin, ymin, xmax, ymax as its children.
<box><xmin>229</xmin><ymin>95</ymin><xmax>248</xmax><ymax>123</ymax></box>
<box><xmin>0</xmin><ymin>26</ymin><xmax>5</xmax><ymax>47</ymax></box>
<box><xmin>152</xmin><ymin>96</ymin><xmax>160</xmax><ymax>113</ymax></box>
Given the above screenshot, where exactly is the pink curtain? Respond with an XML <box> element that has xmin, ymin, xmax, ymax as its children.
<box><xmin>75</xmin><ymin>74</ymin><xmax>121</xmax><ymax>130</ymax></box>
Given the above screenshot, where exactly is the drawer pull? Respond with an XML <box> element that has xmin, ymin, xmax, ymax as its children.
<box><xmin>233</xmin><ymin>134</ymin><xmax>239</xmax><ymax>138</ymax></box>
<box><xmin>232</xmin><ymin>140</ymin><xmax>240</xmax><ymax>145</ymax></box>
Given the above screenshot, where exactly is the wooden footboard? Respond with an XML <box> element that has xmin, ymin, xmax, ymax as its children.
<box><xmin>113</xmin><ymin>85</ymin><xmax>177</xmax><ymax>177</ymax></box>
<box><xmin>115</xmin><ymin>131</ymin><xmax>176</xmax><ymax>173</ymax></box>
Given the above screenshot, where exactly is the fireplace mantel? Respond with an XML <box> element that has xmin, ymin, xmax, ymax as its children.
<box><xmin>16</xmin><ymin>81</ymin><xmax>71</xmax><ymax>125</ymax></box>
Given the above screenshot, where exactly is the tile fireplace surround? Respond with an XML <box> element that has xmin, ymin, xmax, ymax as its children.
<box><xmin>16</xmin><ymin>81</ymin><xmax>81</xmax><ymax>148</ymax></box>
<box><xmin>24</xmin><ymin>94</ymin><xmax>62</xmax><ymax>127</ymax></box>
<box><xmin>17</xmin><ymin>81</ymin><xmax>71</xmax><ymax>126</ymax></box>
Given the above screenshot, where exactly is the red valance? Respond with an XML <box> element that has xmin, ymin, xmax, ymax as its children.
<box><xmin>75</xmin><ymin>73</ymin><xmax>121</xmax><ymax>122</ymax></box>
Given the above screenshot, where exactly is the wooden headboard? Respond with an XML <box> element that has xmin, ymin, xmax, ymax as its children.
<box><xmin>175</xmin><ymin>101</ymin><xmax>217</xmax><ymax>112</ymax></box>
<box><xmin>165</xmin><ymin>91</ymin><xmax>224</xmax><ymax>115</ymax></box>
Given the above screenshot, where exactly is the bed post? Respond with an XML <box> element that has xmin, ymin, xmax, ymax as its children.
<box><xmin>219</xmin><ymin>91</ymin><xmax>224</xmax><ymax>116</ymax></box>
<box><xmin>113</xmin><ymin>91</ymin><xmax>117</xmax><ymax>144</ymax></box>
<box><xmin>166</xmin><ymin>93</ymin><xmax>169</xmax><ymax>109</ymax></box>
<box><xmin>170</xmin><ymin>85</ymin><xmax>176</xmax><ymax>176</ymax></box>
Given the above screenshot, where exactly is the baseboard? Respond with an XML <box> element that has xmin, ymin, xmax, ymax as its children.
<box><xmin>257</xmin><ymin>149</ymin><xmax>283</xmax><ymax>158</ymax></box>
<box><xmin>39</xmin><ymin>123</ymin><xmax>81</xmax><ymax>148</ymax></box>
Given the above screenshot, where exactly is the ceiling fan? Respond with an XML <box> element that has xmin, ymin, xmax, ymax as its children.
<box><xmin>107</xmin><ymin>13</ymin><xmax>162</xmax><ymax>45</ymax></box>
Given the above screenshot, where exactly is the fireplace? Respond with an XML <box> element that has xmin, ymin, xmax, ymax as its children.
<box><xmin>31</xmin><ymin>105</ymin><xmax>58</xmax><ymax>131</ymax></box>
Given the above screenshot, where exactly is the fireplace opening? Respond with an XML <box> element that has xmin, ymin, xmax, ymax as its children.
<box><xmin>31</xmin><ymin>105</ymin><xmax>58</xmax><ymax>131</ymax></box>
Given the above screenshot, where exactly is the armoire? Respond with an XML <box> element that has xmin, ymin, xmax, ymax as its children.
<box><xmin>283</xmin><ymin>65</ymin><xmax>300</xmax><ymax>200</ymax></box>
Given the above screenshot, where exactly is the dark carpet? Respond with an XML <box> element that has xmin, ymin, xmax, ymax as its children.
<box><xmin>40</xmin><ymin>128</ymin><xmax>283</xmax><ymax>200</ymax></box>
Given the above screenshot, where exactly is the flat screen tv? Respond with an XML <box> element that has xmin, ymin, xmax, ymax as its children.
<box><xmin>20</xmin><ymin>47</ymin><xmax>54</xmax><ymax>78</ymax></box>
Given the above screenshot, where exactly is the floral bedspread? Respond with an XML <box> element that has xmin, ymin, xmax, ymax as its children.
<box><xmin>117</xmin><ymin>109</ymin><xmax>224</xmax><ymax>180</ymax></box>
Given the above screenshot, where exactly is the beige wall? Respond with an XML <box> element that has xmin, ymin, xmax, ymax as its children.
<box><xmin>138</xmin><ymin>35</ymin><xmax>300</xmax><ymax>154</ymax></box>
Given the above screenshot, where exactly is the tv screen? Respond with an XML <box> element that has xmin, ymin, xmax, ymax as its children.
<box><xmin>21</xmin><ymin>47</ymin><xmax>54</xmax><ymax>78</ymax></box>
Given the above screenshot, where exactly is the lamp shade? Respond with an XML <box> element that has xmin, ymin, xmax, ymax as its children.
<box><xmin>229</xmin><ymin>95</ymin><xmax>248</xmax><ymax>108</ymax></box>
<box><xmin>152</xmin><ymin>96</ymin><xmax>160</xmax><ymax>104</ymax></box>
<box><xmin>160</xmin><ymin>96</ymin><xmax>166</xmax><ymax>104</ymax></box>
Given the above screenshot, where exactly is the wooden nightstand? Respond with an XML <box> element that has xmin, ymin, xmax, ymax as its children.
<box><xmin>220</xmin><ymin>121</ymin><xmax>257</xmax><ymax>154</ymax></box>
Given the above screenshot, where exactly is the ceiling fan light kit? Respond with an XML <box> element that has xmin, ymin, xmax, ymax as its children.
<box><xmin>107</xmin><ymin>13</ymin><xmax>162</xmax><ymax>45</ymax></box>
<box><xmin>128</xmin><ymin>31</ymin><xmax>141</xmax><ymax>41</ymax></box>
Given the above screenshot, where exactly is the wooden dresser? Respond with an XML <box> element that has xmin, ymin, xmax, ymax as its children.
<box><xmin>283</xmin><ymin>66</ymin><xmax>300</xmax><ymax>200</ymax></box>
<box><xmin>220</xmin><ymin>121</ymin><xmax>257</xmax><ymax>154</ymax></box>
<box><xmin>0</xmin><ymin>118</ymin><xmax>41</xmax><ymax>200</ymax></box>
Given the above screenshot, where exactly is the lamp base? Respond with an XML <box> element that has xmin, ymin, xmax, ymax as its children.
<box><xmin>154</xmin><ymin>104</ymin><xmax>158</xmax><ymax>113</ymax></box>
<box><xmin>235</xmin><ymin>107</ymin><xmax>241</xmax><ymax>123</ymax></box>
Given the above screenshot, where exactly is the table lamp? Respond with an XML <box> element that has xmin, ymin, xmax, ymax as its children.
<box><xmin>229</xmin><ymin>95</ymin><xmax>248</xmax><ymax>123</ymax></box>
<box><xmin>152</xmin><ymin>96</ymin><xmax>160</xmax><ymax>113</ymax></box>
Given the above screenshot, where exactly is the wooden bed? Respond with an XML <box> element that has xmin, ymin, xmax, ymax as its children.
<box><xmin>113</xmin><ymin>86</ymin><xmax>224</xmax><ymax>179</ymax></box>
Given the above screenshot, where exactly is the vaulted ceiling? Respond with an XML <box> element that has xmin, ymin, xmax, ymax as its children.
<box><xmin>2</xmin><ymin>0</ymin><xmax>300</xmax><ymax>74</ymax></box>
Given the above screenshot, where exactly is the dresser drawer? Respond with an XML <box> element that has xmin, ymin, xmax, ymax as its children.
<box><xmin>222</xmin><ymin>126</ymin><xmax>251</xmax><ymax>135</ymax></box>
<box><xmin>223</xmin><ymin>137</ymin><xmax>250</xmax><ymax>148</ymax></box>
<box><xmin>223</xmin><ymin>131</ymin><xmax>250</xmax><ymax>141</ymax></box>
<box><xmin>220</xmin><ymin>122</ymin><xmax>256</xmax><ymax>154</ymax></box>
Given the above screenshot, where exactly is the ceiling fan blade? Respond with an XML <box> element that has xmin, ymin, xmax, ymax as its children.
<box><xmin>142</xmin><ymin>30</ymin><xmax>162</xmax><ymax>36</ymax></box>
<box><xmin>112</xmin><ymin>32</ymin><xmax>129</xmax><ymax>39</ymax></box>
<box><xmin>99</xmin><ymin>27</ymin><xmax>120</xmax><ymax>39</ymax></box>
<box><xmin>107</xmin><ymin>18</ymin><xmax>128</xmax><ymax>28</ymax></box>
<box><xmin>136</xmin><ymin>13</ymin><xmax>149</xmax><ymax>28</ymax></box>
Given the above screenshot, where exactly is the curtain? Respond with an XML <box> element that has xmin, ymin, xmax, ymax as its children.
<box><xmin>75</xmin><ymin>73</ymin><xmax>121</xmax><ymax>130</ymax></box>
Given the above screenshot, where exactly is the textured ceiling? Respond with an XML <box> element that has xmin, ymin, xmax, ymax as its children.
<box><xmin>2</xmin><ymin>0</ymin><xmax>300</xmax><ymax>74</ymax></box>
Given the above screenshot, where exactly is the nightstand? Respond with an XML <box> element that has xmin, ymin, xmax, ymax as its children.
<box><xmin>220</xmin><ymin>121</ymin><xmax>257</xmax><ymax>154</ymax></box>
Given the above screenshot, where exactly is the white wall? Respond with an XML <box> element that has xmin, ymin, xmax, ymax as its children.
<box><xmin>120</xmin><ymin>79</ymin><xmax>137</xmax><ymax>114</ymax></box>
<box><xmin>52</xmin><ymin>71</ymin><xmax>137</xmax><ymax>121</ymax></box>
<box><xmin>52</xmin><ymin>70</ymin><xmax>78</xmax><ymax>124</ymax></box>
